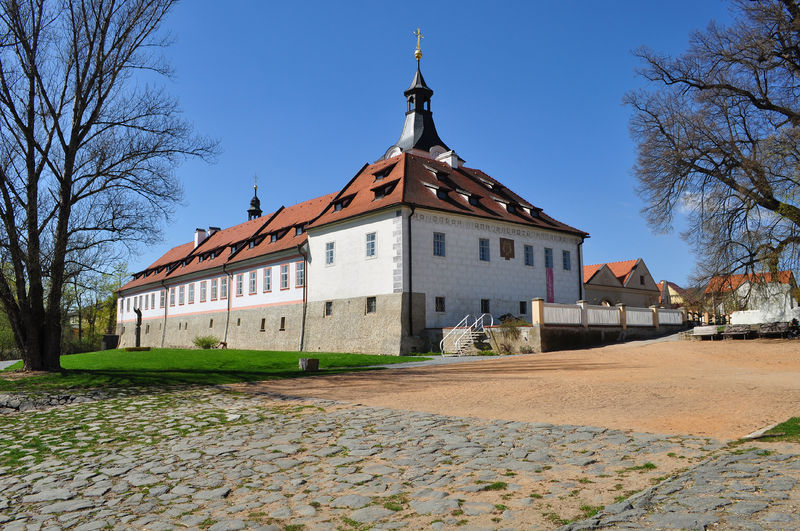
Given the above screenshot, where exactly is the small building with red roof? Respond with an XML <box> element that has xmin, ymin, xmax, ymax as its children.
<box><xmin>582</xmin><ymin>258</ymin><xmax>660</xmax><ymax>308</ymax></box>
<box><xmin>116</xmin><ymin>48</ymin><xmax>588</xmax><ymax>354</ymax></box>
<box><xmin>704</xmin><ymin>271</ymin><xmax>798</xmax><ymax>323</ymax></box>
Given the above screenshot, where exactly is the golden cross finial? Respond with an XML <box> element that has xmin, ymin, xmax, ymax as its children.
<box><xmin>413</xmin><ymin>28</ymin><xmax>423</xmax><ymax>61</ymax></box>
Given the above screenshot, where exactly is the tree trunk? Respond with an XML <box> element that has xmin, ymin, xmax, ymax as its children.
<box><xmin>20</xmin><ymin>313</ymin><xmax>62</xmax><ymax>371</ymax></box>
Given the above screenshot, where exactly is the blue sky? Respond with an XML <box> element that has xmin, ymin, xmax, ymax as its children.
<box><xmin>133</xmin><ymin>0</ymin><xmax>733</xmax><ymax>287</ymax></box>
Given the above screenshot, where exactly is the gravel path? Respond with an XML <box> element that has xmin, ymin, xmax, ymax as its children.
<box><xmin>0</xmin><ymin>386</ymin><xmax>797</xmax><ymax>530</ymax></box>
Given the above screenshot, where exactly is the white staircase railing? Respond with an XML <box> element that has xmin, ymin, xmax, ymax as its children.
<box><xmin>440</xmin><ymin>313</ymin><xmax>494</xmax><ymax>356</ymax></box>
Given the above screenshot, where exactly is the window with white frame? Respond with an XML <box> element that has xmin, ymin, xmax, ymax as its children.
<box><xmin>249</xmin><ymin>271</ymin><xmax>257</xmax><ymax>294</ymax></box>
<box><xmin>179</xmin><ymin>285</ymin><xmax>185</xmax><ymax>305</ymax></box>
<box><xmin>220</xmin><ymin>277</ymin><xmax>228</xmax><ymax>299</ymax></box>
<box><xmin>119</xmin><ymin>299</ymin><xmax>124</xmax><ymax>313</ymax></box>
<box><xmin>144</xmin><ymin>295</ymin><xmax>149</xmax><ymax>310</ymax></box>
<box><xmin>169</xmin><ymin>287</ymin><xmax>175</xmax><ymax>306</ymax></box>
<box><xmin>188</xmin><ymin>283</ymin><xmax>195</xmax><ymax>304</ymax></box>
<box><xmin>365</xmin><ymin>232</ymin><xmax>376</xmax><ymax>258</ymax></box>
<box><xmin>263</xmin><ymin>267</ymin><xmax>272</xmax><ymax>291</ymax></box>
<box><xmin>544</xmin><ymin>247</ymin><xmax>554</xmax><ymax>269</ymax></box>
<box><xmin>160</xmin><ymin>290</ymin><xmax>165</xmax><ymax>308</ymax></box>
<box><xmin>562</xmin><ymin>250</ymin><xmax>571</xmax><ymax>271</ymax></box>
<box><xmin>433</xmin><ymin>232</ymin><xmax>446</xmax><ymax>257</ymax></box>
<box><xmin>151</xmin><ymin>293</ymin><xmax>156</xmax><ymax>309</ymax></box>
<box><xmin>296</xmin><ymin>262</ymin><xmax>305</xmax><ymax>287</ymax></box>
<box><xmin>524</xmin><ymin>244</ymin><xmax>534</xmax><ymax>267</ymax></box>
<box><xmin>236</xmin><ymin>274</ymin><xmax>243</xmax><ymax>296</ymax></box>
<box><xmin>200</xmin><ymin>281</ymin><xmax>207</xmax><ymax>302</ymax></box>
<box><xmin>325</xmin><ymin>242</ymin><xmax>335</xmax><ymax>265</ymax></box>
<box><xmin>280</xmin><ymin>264</ymin><xmax>289</xmax><ymax>289</ymax></box>
<box><xmin>127</xmin><ymin>297</ymin><xmax>131</xmax><ymax>311</ymax></box>
<box><xmin>211</xmin><ymin>278</ymin><xmax>218</xmax><ymax>300</ymax></box>
<box><xmin>479</xmin><ymin>238</ymin><xmax>490</xmax><ymax>261</ymax></box>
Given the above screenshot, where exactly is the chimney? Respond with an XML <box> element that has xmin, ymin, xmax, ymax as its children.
<box><xmin>194</xmin><ymin>228</ymin><xmax>207</xmax><ymax>248</ymax></box>
<box><xmin>436</xmin><ymin>150</ymin><xmax>462</xmax><ymax>169</ymax></box>
<box><xmin>208</xmin><ymin>226</ymin><xmax>220</xmax><ymax>236</ymax></box>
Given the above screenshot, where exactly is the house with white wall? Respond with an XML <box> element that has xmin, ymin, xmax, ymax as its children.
<box><xmin>117</xmin><ymin>47</ymin><xmax>588</xmax><ymax>354</ymax></box>
<box><xmin>705</xmin><ymin>271</ymin><xmax>799</xmax><ymax>324</ymax></box>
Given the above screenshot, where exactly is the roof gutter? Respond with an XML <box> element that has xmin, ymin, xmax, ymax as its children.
<box><xmin>222</xmin><ymin>263</ymin><xmax>232</xmax><ymax>344</ymax></box>
<box><xmin>160</xmin><ymin>280</ymin><xmax>168</xmax><ymax>347</ymax></box>
<box><xmin>407</xmin><ymin>205</ymin><xmax>416</xmax><ymax>344</ymax></box>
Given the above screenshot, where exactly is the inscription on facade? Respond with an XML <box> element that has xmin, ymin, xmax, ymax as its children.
<box><xmin>415</xmin><ymin>212</ymin><xmax>577</xmax><ymax>244</ymax></box>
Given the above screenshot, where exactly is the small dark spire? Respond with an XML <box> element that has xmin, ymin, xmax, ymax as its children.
<box><xmin>248</xmin><ymin>175</ymin><xmax>262</xmax><ymax>220</ymax></box>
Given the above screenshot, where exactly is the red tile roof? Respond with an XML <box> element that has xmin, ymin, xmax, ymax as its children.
<box><xmin>120</xmin><ymin>194</ymin><xmax>334</xmax><ymax>292</ymax></box>
<box><xmin>121</xmin><ymin>153</ymin><xmax>588</xmax><ymax>292</ymax></box>
<box><xmin>583</xmin><ymin>259</ymin><xmax>640</xmax><ymax>285</ymax></box>
<box><xmin>309</xmin><ymin>153</ymin><xmax>588</xmax><ymax>237</ymax></box>
<box><xmin>704</xmin><ymin>271</ymin><xmax>795</xmax><ymax>294</ymax></box>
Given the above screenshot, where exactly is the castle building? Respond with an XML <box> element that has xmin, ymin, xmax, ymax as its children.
<box><xmin>116</xmin><ymin>42</ymin><xmax>589</xmax><ymax>354</ymax></box>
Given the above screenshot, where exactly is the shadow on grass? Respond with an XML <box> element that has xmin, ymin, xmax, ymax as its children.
<box><xmin>0</xmin><ymin>366</ymin><xmax>379</xmax><ymax>393</ymax></box>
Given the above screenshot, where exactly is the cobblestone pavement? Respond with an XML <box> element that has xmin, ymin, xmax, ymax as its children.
<box><xmin>0</xmin><ymin>387</ymin><xmax>797</xmax><ymax>530</ymax></box>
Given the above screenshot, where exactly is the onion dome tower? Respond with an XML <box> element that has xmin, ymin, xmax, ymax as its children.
<box><xmin>247</xmin><ymin>176</ymin><xmax>262</xmax><ymax>220</ymax></box>
<box><xmin>382</xmin><ymin>28</ymin><xmax>450</xmax><ymax>160</ymax></box>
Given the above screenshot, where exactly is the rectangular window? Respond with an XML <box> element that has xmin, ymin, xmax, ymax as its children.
<box><xmin>279</xmin><ymin>316</ymin><xmax>286</xmax><ymax>330</ymax></box>
<box><xmin>479</xmin><ymin>238</ymin><xmax>490</xmax><ymax>261</ymax></box>
<box><xmin>200</xmin><ymin>281</ymin><xmax>207</xmax><ymax>302</ymax></box>
<box><xmin>151</xmin><ymin>293</ymin><xmax>156</xmax><ymax>309</ymax></box>
<box><xmin>544</xmin><ymin>247</ymin><xmax>554</xmax><ymax>269</ymax></box>
<box><xmin>127</xmin><ymin>298</ymin><xmax>131</xmax><ymax>311</ymax></box>
<box><xmin>524</xmin><ymin>245</ymin><xmax>534</xmax><ymax>267</ymax></box>
<box><xmin>296</xmin><ymin>262</ymin><xmax>305</xmax><ymax>287</ymax></box>
<box><xmin>209</xmin><ymin>318</ymin><xmax>214</xmax><ymax>328</ymax></box>
<box><xmin>220</xmin><ymin>277</ymin><xmax>228</xmax><ymax>299</ymax></box>
<box><xmin>160</xmin><ymin>290</ymin><xmax>165</xmax><ymax>308</ymax></box>
<box><xmin>325</xmin><ymin>241</ymin><xmax>335</xmax><ymax>265</ymax></box>
<box><xmin>236</xmin><ymin>274</ymin><xmax>243</xmax><ymax>296</ymax></box>
<box><xmin>435</xmin><ymin>296</ymin><xmax>446</xmax><ymax>312</ymax></box>
<box><xmin>433</xmin><ymin>232</ymin><xmax>446</xmax><ymax>257</ymax></box>
<box><xmin>263</xmin><ymin>267</ymin><xmax>272</xmax><ymax>292</ymax></box>
<box><xmin>188</xmin><ymin>283</ymin><xmax>195</xmax><ymax>304</ymax></box>
<box><xmin>179</xmin><ymin>285</ymin><xmax>185</xmax><ymax>305</ymax></box>
<box><xmin>640</xmin><ymin>275</ymin><xmax>645</xmax><ymax>285</ymax></box>
<box><xmin>260</xmin><ymin>318</ymin><xmax>266</xmax><ymax>331</ymax></box>
<box><xmin>280</xmin><ymin>264</ymin><xmax>289</xmax><ymax>289</ymax></box>
<box><xmin>144</xmin><ymin>295</ymin><xmax>149</xmax><ymax>310</ymax></box>
<box><xmin>211</xmin><ymin>278</ymin><xmax>218</xmax><ymax>300</ymax></box>
<box><xmin>562</xmin><ymin>250</ymin><xmax>571</xmax><ymax>271</ymax></box>
<box><xmin>366</xmin><ymin>296</ymin><xmax>376</xmax><ymax>313</ymax></box>
<box><xmin>365</xmin><ymin>232</ymin><xmax>376</xmax><ymax>257</ymax></box>
<box><xmin>249</xmin><ymin>271</ymin><xmax>257</xmax><ymax>294</ymax></box>
<box><xmin>120</xmin><ymin>299</ymin><xmax>124</xmax><ymax>313</ymax></box>
<box><xmin>519</xmin><ymin>301</ymin><xmax>527</xmax><ymax>314</ymax></box>
<box><xmin>325</xmin><ymin>301</ymin><xmax>333</xmax><ymax>316</ymax></box>
<box><xmin>169</xmin><ymin>287</ymin><xmax>175</xmax><ymax>306</ymax></box>
<box><xmin>480</xmin><ymin>299</ymin><xmax>490</xmax><ymax>314</ymax></box>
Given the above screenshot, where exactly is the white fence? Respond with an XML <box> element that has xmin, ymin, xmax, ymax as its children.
<box><xmin>543</xmin><ymin>303</ymin><xmax>583</xmax><ymax>325</ymax></box>
<box><xmin>587</xmin><ymin>305</ymin><xmax>621</xmax><ymax>326</ymax></box>
<box><xmin>658</xmin><ymin>308</ymin><xmax>684</xmax><ymax>325</ymax></box>
<box><xmin>534</xmin><ymin>300</ymin><xmax>685</xmax><ymax>329</ymax></box>
<box><xmin>627</xmin><ymin>308</ymin><xmax>654</xmax><ymax>327</ymax></box>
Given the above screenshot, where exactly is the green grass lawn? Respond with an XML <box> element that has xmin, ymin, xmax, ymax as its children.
<box><xmin>0</xmin><ymin>349</ymin><xmax>429</xmax><ymax>392</ymax></box>
<box><xmin>763</xmin><ymin>417</ymin><xmax>800</xmax><ymax>443</ymax></box>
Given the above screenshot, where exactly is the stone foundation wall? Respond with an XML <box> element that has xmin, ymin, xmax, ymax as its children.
<box><xmin>117</xmin><ymin>293</ymin><xmax>424</xmax><ymax>355</ymax></box>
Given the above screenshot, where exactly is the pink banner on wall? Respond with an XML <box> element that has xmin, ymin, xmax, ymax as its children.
<box><xmin>546</xmin><ymin>268</ymin><xmax>554</xmax><ymax>303</ymax></box>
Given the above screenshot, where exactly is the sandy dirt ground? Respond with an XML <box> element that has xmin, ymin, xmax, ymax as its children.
<box><xmin>234</xmin><ymin>339</ymin><xmax>800</xmax><ymax>440</ymax></box>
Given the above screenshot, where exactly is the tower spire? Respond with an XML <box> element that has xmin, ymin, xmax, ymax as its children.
<box><xmin>248</xmin><ymin>173</ymin><xmax>262</xmax><ymax>220</ymax></box>
<box><xmin>381</xmin><ymin>29</ymin><xmax>449</xmax><ymax>160</ymax></box>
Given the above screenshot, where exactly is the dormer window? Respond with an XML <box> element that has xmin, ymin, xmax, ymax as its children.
<box><xmin>198</xmin><ymin>255</ymin><xmax>204</xmax><ymax>262</ymax></box>
<box><xmin>271</xmin><ymin>233</ymin><xmax>278</xmax><ymax>242</ymax></box>
<box><xmin>373</xmin><ymin>181</ymin><xmax>398</xmax><ymax>201</ymax></box>
<box><xmin>507</xmin><ymin>204</ymin><xmax>517</xmax><ymax>214</ymax></box>
<box><xmin>373</xmin><ymin>163</ymin><xmax>396</xmax><ymax>182</ymax></box>
<box><xmin>296</xmin><ymin>226</ymin><xmax>304</xmax><ymax>236</ymax></box>
<box><xmin>334</xmin><ymin>202</ymin><xmax>343</xmax><ymax>212</ymax></box>
<box><xmin>248</xmin><ymin>240</ymin><xmax>255</xmax><ymax>249</ymax></box>
<box><xmin>436</xmin><ymin>189</ymin><xmax>448</xmax><ymax>200</ymax></box>
<box><xmin>469</xmin><ymin>196</ymin><xmax>480</xmax><ymax>206</ymax></box>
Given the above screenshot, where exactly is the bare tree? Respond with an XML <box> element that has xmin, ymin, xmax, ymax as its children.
<box><xmin>0</xmin><ymin>0</ymin><xmax>214</xmax><ymax>371</ymax></box>
<box><xmin>626</xmin><ymin>0</ymin><xmax>800</xmax><ymax>284</ymax></box>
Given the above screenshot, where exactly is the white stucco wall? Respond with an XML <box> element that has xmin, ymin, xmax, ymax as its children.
<box><xmin>307</xmin><ymin>209</ymin><xmax>402</xmax><ymax>302</ymax></box>
<box><xmin>118</xmin><ymin>254</ymin><xmax>305</xmax><ymax>326</ymax></box>
<box><xmin>411</xmin><ymin>209</ymin><xmax>583</xmax><ymax>328</ymax></box>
